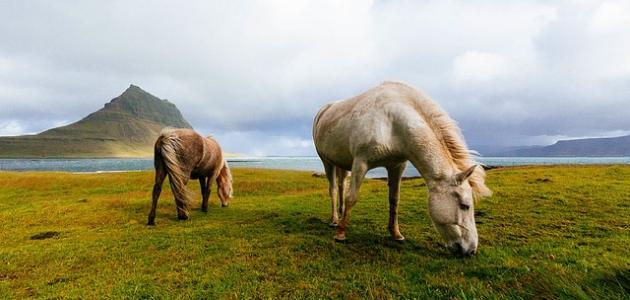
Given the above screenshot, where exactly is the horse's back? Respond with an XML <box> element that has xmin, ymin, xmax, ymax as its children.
<box><xmin>155</xmin><ymin>128</ymin><xmax>206</xmax><ymax>172</ymax></box>
<box><xmin>314</xmin><ymin>82</ymin><xmax>430</xmax><ymax>169</ymax></box>
<box><xmin>315</xmin><ymin>81</ymin><xmax>427</xmax><ymax>131</ymax></box>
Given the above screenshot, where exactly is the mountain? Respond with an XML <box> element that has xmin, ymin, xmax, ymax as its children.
<box><xmin>497</xmin><ymin>135</ymin><xmax>630</xmax><ymax>157</ymax></box>
<box><xmin>0</xmin><ymin>85</ymin><xmax>193</xmax><ymax>158</ymax></box>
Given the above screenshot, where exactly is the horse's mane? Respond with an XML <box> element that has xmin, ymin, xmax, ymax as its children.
<box><xmin>387</xmin><ymin>82</ymin><xmax>492</xmax><ymax>199</ymax></box>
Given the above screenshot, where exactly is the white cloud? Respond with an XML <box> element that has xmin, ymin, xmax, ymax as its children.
<box><xmin>588</xmin><ymin>1</ymin><xmax>630</xmax><ymax>34</ymax></box>
<box><xmin>213</xmin><ymin>130</ymin><xmax>314</xmax><ymax>156</ymax></box>
<box><xmin>0</xmin><ymin>120</ymin><xmax>30</xmax><ymax>136</ymax></box>
<box><xmin>452</xmin><ymin>51</ymin><xmax>510</xmax><ymax>84</ymax></box>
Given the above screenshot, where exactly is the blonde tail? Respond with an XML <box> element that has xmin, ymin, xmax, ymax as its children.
<box><xmin>159</xmin><ymin>133</ymin><xmax>192</xmax><ymax>215</ymax></box>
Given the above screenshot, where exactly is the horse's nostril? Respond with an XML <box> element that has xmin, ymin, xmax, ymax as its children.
<box><xmin>468</xmin><ymin>249</ymin><xmax>477</xmax><ymax>256</ymax></box>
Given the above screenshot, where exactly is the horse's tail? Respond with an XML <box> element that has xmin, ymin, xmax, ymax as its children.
<box><xmin>156</xmin><ymin>130</ymin><xmax>192</xmax><ymax>213</ymax></box>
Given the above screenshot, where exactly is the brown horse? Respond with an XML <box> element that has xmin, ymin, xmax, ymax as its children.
<box><xmin>147</xmin><ymin>128</ymin><xmax>233</xmax><ymax>225</ymax></box>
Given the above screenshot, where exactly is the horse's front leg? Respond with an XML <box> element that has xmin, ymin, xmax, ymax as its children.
<box><xmin>387</xmin><ymin>164</ymin><xmax>406</xmax><ymax>241</ymax></box>
<box><xmin>335</xmin><ymin>159</ymin><xmax>368</xmax><ymax>242</ymax></box>
<box><xmin>336</xmin><ymin>168</ymin><xmax>349</xmax><ymax>219</ymax></box>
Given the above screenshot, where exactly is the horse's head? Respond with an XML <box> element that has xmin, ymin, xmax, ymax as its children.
<box><xmin>217</xmin><ymin>161</ymin><xmax>233</xmax><ymax>207</ymax></box>
<box><xmin>427</xmin><ymin>165</ymin><xmax>479</xmax><ymax>257</ymax></box>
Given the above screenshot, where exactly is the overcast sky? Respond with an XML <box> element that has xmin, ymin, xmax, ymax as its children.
<box><xmin>1</xmin><ymin>0</ymin><xmax>629</xmax><ymax>155</ymax></box>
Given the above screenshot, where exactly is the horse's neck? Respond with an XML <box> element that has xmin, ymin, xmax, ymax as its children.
<box><xmin>409</xmin><ymin>133</ymin><xmax>456</xmax><ymax>182</ymax></box>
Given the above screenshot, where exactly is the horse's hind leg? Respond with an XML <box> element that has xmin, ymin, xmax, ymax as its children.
<box><xmin>335</xmin><ymin>158</ymin><xmax>368</xmax><ymax>242</ymax></box>
<box><xmin>323</xmin><ymin>161</ymin><xmax>339</xmax><ymax>227</ymax></box>
<box><xmin>336</xmin><ymin>168</ymin><xmax>350</xmax><ymax>219</ymax></box>
<box><xmin>148</xmin><ymin>162</ymin><xmax>167</xmax><ymax>225</ymax></box>
<box><xmin>200</xmin><ymin>176</ymin><xmax>210</xmax><ymax>212</ymax></box>
<box><xmin>387</xmin><ymin>164</ymin><xmax>406</xmax><ymax>242</ymax></box>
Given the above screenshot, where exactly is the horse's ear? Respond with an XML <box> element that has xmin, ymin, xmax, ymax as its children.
<box><xmin>456</xmin><ymin>165</ymin><xmax>477</xmax><ymax>184</ymax></box>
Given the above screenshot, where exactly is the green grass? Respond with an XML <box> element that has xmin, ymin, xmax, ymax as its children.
<box><xmin>0</xmin><ymin>166</ymin><xmax>629</xmax><ymax>299</ymax></box>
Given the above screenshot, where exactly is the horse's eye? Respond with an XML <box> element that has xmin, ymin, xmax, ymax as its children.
<box><xmin>459</xmin><ymin>203</ymin><xmax>470</xmax><ymax>211</ymax></box>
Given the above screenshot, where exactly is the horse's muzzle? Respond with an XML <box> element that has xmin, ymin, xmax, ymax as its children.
<box><xmin>449</xmin><ymin>242</ymin><xmax>476</xmax><ymax>257</ymax></box>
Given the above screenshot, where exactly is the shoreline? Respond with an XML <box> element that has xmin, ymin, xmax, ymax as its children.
<box><xmin>2</xmin><ymin>157</ymin><xmax>630</xmax><ymax>174</ymax></box>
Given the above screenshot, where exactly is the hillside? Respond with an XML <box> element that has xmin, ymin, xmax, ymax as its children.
<box><xmin>501</xmin><ymin>135</ymin><xmax>630</xmax><ymax>157</ymax></box>
<box><xmin>0</xmin><ymin>85</ymin><xmax>193</xmax><ymax>158</ymax></box>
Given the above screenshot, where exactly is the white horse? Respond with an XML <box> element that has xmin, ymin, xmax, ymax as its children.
<box><xmin>312</xmin><ymin>81</ymin><xmax>491</xmax><ymax>256</ymax></box>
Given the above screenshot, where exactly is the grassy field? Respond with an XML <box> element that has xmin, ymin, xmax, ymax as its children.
<box><xmin>0</xmin><ymin>166</ymin><xmax>629</xmax><ymax>299</ymax></box>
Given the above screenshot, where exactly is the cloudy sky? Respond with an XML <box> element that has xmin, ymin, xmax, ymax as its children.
<box><xmin>1</xmin><ymin>0</ymin><xmax>629</xmax><ymax>155</ymax></box>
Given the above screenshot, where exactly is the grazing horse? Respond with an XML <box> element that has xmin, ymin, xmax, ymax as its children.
<box><xmin>313</xmin><ymin>81</ymin><xmax>491</xmax><ymax>256</ymax></box>
<box><xmin>147</xmin><ymin>128</ymin><xmax>233</xmax><ymax>225</ymax></box>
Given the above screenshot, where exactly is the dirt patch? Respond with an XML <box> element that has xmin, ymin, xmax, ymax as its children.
<box><xmin>261</xmin><ymin>212</ymin><xmax>280</xmax><ymax>219</ymax></box>
<box><xmin>48</xmin><ymin>277</ymin><xmax>71</xmax><ymax>285</ymax></box>
<box><xmin>30</xmin><ymin>231</ymin><xmax>60</xmax><ymax>240</ymax></box>
<box><xmin>0</xmin><ymin>273</ymin><xmax>18</xmax><ymax>281</ymax></box>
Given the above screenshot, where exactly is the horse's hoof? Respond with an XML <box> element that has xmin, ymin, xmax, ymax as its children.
<box><xmin>334</xmin><ymin>232</ymin><xmax>346</xmax><ymax>242</ymax></box>
<box><xmin>147</xmin><ymin>221</ymin><xmax>155</xmax><ymax>226</ymax></box>
<box><xmin>393</xmin><ymin>238</ymin><xmax>406</xmax><ymax>244</ymax></box>
<box><xmin>329</xmin><ymin>222</ymin><xmax>339</xmax><ymax>228</ymax></box>
<box><xmin>177</xmin><ymin>215</ymin><xmax>189</xmax><ymax>221</ymax></box>
<box><xmin>334</xmin><ymin>237</ymin><xmax>347</xmax><ymax>243</ymax></box>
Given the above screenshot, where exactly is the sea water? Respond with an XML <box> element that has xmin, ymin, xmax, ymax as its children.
<box><xmin>1</xmin><ymin>156</ymin><xmax>629</xmax><ymax>178</ymax></box>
